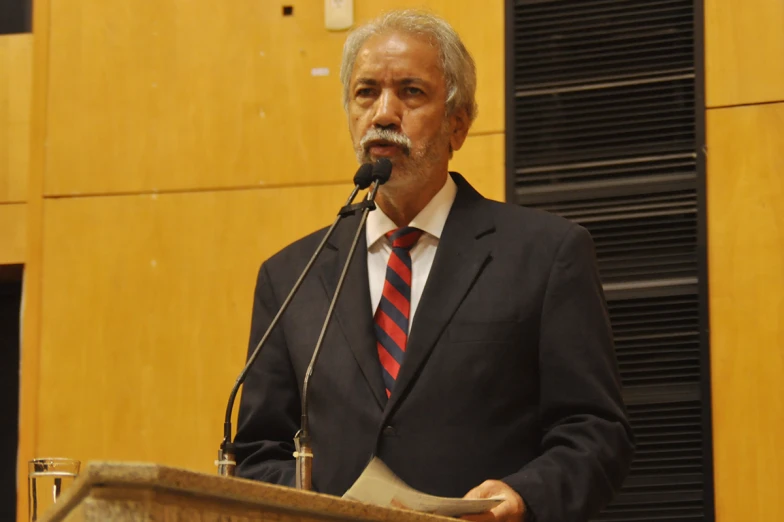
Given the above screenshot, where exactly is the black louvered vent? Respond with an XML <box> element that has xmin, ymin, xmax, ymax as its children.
<box><xmin>0</xmin><ymin>0</ymin><xmax>32</xmax><ymax>35</ymax></box>
<box><xmin>507</xmin><ymin>1</ymin><xmax>711</xmax><ymax>521</ymax></box>
<box><xmin>602</xmin><ymin>401</ymin><xmax>705</xmax><ymax>521</ymax></box>
<box><xmin>610</xmin><ymin>294</ymin><xmax>701</xmax><ymax>388</ymax></box>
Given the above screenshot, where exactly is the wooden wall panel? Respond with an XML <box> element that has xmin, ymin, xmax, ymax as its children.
<box><xmin>451</xmin><ymin>132</ymin><xmax>505</xmax><ymax>202</ymax></box>
<box><xmin>705</xmin><ymin>0</ymin><xmax>784</xmax><ymax>107</ymax></box>
<box><xmin>17</xmin><ymin>0</ymin><xmax>50</xmax><ymax>519</ymax></box>
<box><xmin>0</xmin><ymin>35</ymin><xmax>32</xmax><ymax>203</ymax></box>
<box><xmin>45</xmin><ymin>0</ymin><xmax>504</xmax><ymax>196</ymax></box>
<box><xmin>0</xmin><ymin>204</ymin><xmax>26</xmax><ymax>264</ymax></box>
<box><xmin>707</xmin><ymin>102</ymin><xmax>784</xmax><ymax>522</ymax></box>
<box><xmin>37</xmin><ymin>184</ymin><xmax>353</xmax><ymax>469</ymax></box>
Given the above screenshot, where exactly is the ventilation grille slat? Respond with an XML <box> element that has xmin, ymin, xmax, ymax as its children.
<box><xmin>515</xmin><ymin>0</ymin><xmax>694</xmax><ymax>87</ymax></box>
<box><xmin>595</xmin><ymin>401</ymin><xmax>706</xmax><ymax>520</ymax></box>
<box><xmin>516</xmin><ymin>80</ymin><xmax>695</xmax><ymax>168</ymax></box>
<box><xmin>522</xmin><ymin>190</ymin><xmax>698</xmax><ymax>283</ymax></box>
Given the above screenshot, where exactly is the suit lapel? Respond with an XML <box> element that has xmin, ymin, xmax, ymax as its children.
<box><xmin>318</xmin><ymin>212</ymin><xmax>387</xmax><ymax>410</ymax></box>
<box><xmin>383</xmin><ymin>175</ymin><xmax>495</xmax><ymax>418</ymax></box>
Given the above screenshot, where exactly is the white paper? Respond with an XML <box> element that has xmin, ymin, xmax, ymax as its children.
<box><xmin>343</xmin><ymin>458</ymin><xmax>504</xmax><ymax>517</ymax></box>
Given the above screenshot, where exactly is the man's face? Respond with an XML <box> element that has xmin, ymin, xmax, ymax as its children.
<box><xmin>347</xmin><ymin>31</ymin><xmax>466</xmax><ymax>190</ymax></box>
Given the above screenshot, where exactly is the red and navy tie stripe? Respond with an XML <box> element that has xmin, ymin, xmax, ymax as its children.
<box><xmin>374</xmin><ymin>227</ymin><xmax>423</xmax><ymax>398</ymax></box>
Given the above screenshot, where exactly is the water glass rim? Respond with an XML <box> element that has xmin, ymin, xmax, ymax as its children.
<box><xmin>28</xmin><ymin>457</ymin><xmax>81</xmax><ymax>474</ymax></box>
<box><xmin>29</xmin><ymin>457</ymin><xmax>80</xmax><ymax>463</ymax></box>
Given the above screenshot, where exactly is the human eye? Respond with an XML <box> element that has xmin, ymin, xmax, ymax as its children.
<box><xmin>355</xmin><ymin>86</ymin><xmax>376</xmax><ymax>98</ymax></box>
<box><xmin>403</xmin><ymin>86</ymin><xmax>424</xmax><ymax>96</ymax></box>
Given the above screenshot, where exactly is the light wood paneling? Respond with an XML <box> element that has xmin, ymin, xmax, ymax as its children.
<box><xmin>708</xmin><ymin>102</ymin><xmax>784</xmax><ymax>522</ymax></box>
<box><xmin>0</xmin><ymin>34</ymin><xmax>32</xmax><ymax>203</ymax></box>
<box><xmin>18</xmin><ymin>0</ymin><xmax>50</xmax><ymax>519</ymax></box>
<box><xmin>44</xmin><ymin>0</ymin><xmax>503</xmax><ymax>196</ymax></box>
<box><xmin>705</xmin><ymin>0</ymin><xmax>784</xmax><ymax>107</ymax></box>
<box><xmin>37</xmin><ymin>184</ymin><xmax>354</xmax><ymax>469</ymax></box>
<box><xmin>451</xmin><ymin>132</ymin><xmax>505</xmax><ymax>202</ymax></box>
<box><xmin>0</xmin><ymin>203</ymin><xmax>26</xmax><ymax>263</ymax></box>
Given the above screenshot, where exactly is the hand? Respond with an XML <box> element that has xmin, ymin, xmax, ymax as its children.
<box><xmin>461</xmin><ymin>480</ymin><xmax>525</xmax><ymax>522</ymax></box>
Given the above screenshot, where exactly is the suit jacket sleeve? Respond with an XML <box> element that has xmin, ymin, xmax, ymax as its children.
<box><xmin>233</xmin><ymin>262</ymin><xmax>298</xmax><ymax>487</ymax></box>
<box><xmin>502</xmin><ymin>225</ymin><xmax>635</xmax><ymax>522</ymax></box>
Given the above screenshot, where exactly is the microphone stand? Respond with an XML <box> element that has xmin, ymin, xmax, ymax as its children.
<box><xmin>216</xmin><ymin>166</ymin><xmax>373</xmax><ymax>477</ymax></box>
<box><xmin>294</xmin><ymin>175</ymin><xmax>386</xmax><ymax>490</ymax></box>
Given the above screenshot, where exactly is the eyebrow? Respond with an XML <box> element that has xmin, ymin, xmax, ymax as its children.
<box><xmin>353</xmin><ymin>77</ymin><xmax>429</xmax><ymax>87</ymax></box>
<box><xmin>354</xmin><ymin>78</ymin><xmax>380</xmax><ymax>87</ymax></box>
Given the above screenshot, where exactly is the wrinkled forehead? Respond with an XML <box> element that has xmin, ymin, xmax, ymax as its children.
<box><xmin>351</xmin><ymin>31</ymin><xmax>445</xmax><ymax>84</ymax></box>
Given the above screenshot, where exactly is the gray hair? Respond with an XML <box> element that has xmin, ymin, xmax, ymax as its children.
<box><xmin>339</xmin><ymin>10</ymin><xmax>478</xmax><ymax>125</ymax></box>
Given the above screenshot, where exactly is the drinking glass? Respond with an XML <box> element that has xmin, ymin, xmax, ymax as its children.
<box><xmin>28</xmin><ymin>458</ymin><xmax>81</xmax><ymax>522</ymax></box>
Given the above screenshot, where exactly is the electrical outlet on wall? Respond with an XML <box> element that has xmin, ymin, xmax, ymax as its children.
<box><xmin>325</xmin><ymin>0</ymin><xmax>353</xmax><ymax>31</ymax></box>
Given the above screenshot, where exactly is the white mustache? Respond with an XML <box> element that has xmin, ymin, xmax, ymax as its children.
<box><xmin>359</xmin><ymin>128</ymin><xmax>412</xmax><ymax>155</ymax></box>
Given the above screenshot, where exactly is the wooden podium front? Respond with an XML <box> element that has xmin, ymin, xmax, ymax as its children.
<box><xmin>39</xmin><ymin>462</ymin><xmax>450</xmax><ymax>522</ymax></box>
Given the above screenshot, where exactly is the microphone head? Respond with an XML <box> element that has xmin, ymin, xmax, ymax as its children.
<box><xmin>353</xmin><ymin>163</ymin><xmax>374</xmax><ymax>189</ymax></box>
<box><xmin>372</xmin><ymin>158</ymin><xmax>393</xmax><ymax>185</ymax></box>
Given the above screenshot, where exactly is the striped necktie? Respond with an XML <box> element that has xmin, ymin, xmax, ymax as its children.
<box><xmin>374</xmin><ymin>226</ymin><xmax>424</xmax><ymax>398</ymax></box>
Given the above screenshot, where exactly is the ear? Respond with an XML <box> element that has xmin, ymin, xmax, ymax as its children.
<box><xmin>448</xmin><ymin>108</ymin><xmax>470</xmax><ymax>152</ymax></box>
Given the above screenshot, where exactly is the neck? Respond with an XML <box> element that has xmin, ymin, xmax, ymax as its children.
<box><xmin>376</xmin><ymin>171</ymin><xmax>448</xmax><ymax>227</ymax></box>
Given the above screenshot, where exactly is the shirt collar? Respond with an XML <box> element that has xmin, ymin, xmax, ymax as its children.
<box><xmin>366</xmin><ymin>173</ymin><xmax>458</xmax><ymax>249</ymax></box>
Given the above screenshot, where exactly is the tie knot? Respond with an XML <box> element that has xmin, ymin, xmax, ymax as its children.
<box><xmin>387</xmin><ymin>227</ymin><xmax>423</xmax><ymax>250</ymax></box>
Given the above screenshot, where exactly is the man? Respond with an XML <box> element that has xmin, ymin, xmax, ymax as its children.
<box><xmin>235</xmin><ymin>10</ymin><xmax>634</xmax><ymax>522</ymax></box>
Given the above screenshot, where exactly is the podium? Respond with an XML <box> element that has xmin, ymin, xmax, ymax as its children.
<box><xmin>39</xmin><ymin>462</ymin><xmax>450</xmax><ymax>522</ymax></box>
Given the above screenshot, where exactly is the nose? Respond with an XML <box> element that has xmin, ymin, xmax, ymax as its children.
<box><xmin>371</xmin><ymin>89</ymin><xmax>402</xmax><ymax>130</ymax></box>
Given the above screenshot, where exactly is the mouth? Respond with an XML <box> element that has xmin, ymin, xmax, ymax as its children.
<box><xmin>364</xmin><ymin>140</ymin><xmax>408</xmax><ymax>157</ymax></box>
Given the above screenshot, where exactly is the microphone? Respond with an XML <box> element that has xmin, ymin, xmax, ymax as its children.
<box><xmin>216</xmin><ymin>162</ymin><xmax>375</xmax><ymax>476</ymax></box>
<box><xmin>294</xmin><ymin>158</ymin><xmax>393</xmax><ymax>490</ymax></box>
<box><xmin>353</xmin><ymin>162</ymin><xmax>374</xmax><ymax>189</ymax></box>
<box><xmin>371</xmin><ymin>158</ymin><xmax>393</xmax><ymax>184</ymax></box>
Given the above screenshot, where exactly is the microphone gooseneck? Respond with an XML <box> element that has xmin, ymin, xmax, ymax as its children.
<box><xmin>217</xmin><ymin>162</ymin><xmax>375</xmax><ymax>477</ymax></box>
<box><xmin>294</xmin><ymin>158</ymin><xmax>393</xmax><ymax>490</ymax></box>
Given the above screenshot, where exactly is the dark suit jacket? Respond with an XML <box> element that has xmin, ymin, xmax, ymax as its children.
<box><xmin>235</xmin><ymin>173</ymin><xmax>634</xmax><ymax>522</ymax></box>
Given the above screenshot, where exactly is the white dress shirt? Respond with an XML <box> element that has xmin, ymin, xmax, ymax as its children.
<box><xmin>366</xmin><ymin>175</ymin><xmax>458</xmax><ymax>331</ymax></box>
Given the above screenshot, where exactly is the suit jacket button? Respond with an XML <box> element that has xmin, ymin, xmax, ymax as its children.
<box><xmin>382</xmin><ymin>425</ymin><xmax>395</xmax><ymax>436</ymax></box>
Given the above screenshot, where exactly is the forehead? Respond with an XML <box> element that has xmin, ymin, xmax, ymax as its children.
<box><xmin>351</xmin><ymin>31</ymin><xmax>443</xmax><ymax>82</ymax></box>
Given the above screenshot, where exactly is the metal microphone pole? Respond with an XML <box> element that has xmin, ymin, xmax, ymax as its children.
<box><xmin>216</xmin><ymin>163</ymin><xmax>374</xmax><ymax>476</ymax></box>
<box><xmin>294</xmin><ymin>158</ymin><xmax>392</xmax><ymax>490</ymax></box>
